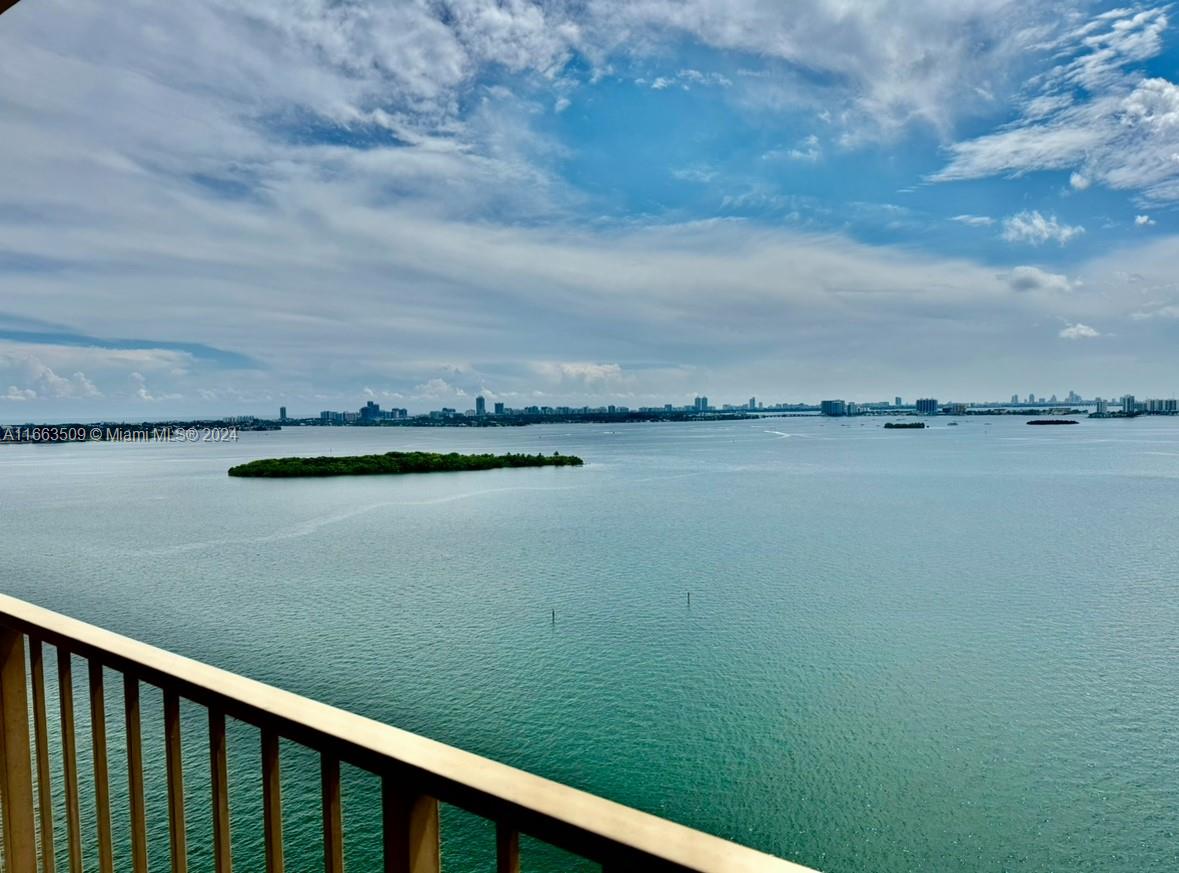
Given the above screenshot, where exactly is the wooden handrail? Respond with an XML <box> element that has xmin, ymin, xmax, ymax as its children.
<box><xmin>0</xmin><ymin>593</ymin><xmax>817</xmax><ymax>872</ymax></box>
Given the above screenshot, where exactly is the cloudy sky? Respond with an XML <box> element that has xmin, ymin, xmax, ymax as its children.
<box><xmin>3</xmin><ymin>0</ymin><xmax>1179</xmax><ymax>418</ymax></box>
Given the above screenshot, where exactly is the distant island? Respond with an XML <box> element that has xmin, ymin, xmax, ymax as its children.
<box><xmin>228</xmin><ymin>450</ymin><xmax>584</xmax><ymax>478</ymax></box>
<box><xmin>883</xmin><ymin>421</ymin><xmax>926</xmax><ymax>429</ymax></box>
<box><xmin>1027</xmin><ymin>419</ymin><xmax>1079</xmax><ymax>425</ymax></box>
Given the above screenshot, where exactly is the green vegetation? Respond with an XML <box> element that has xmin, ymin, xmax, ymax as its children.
<box><xmin>1027</xmin><ymin>419</ymin><xmax>1078</xmax><ymax>425</ymax></box>
<box><xmin>228</xmin><ymin>450</ymin><xmax>584</xmax><ymax>478</ymax></box>
<box><xmin>883</xmin><ymin>421</ymin><xmax>926</xmax><ymax>429</ymax></box>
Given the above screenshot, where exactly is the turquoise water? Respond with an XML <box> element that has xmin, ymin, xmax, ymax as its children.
<box><xmin>3</xmin><ymin>418</ymin><xmax>1178</xmax><ymax>871</ymax></box>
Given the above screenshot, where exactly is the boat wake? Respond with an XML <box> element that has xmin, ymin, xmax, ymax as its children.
<box><xmin>128</xmin><ymin>484</ymin><xmax>581</xmax><ymax>555</ymax></box>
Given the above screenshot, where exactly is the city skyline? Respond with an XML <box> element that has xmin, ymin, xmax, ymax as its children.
<box><xmin>8</xmin><ymin>379</ymin><xmax>1179</xmax><ymax>423</ymax></box>
<box><xmin>292</xmin><ymin>389</ymin><xmax>1179</xmax><ymax>424</ymax></box>
<box><xmin>4</xmin><ymin>2</ymin><xmax>1179</xmax><ymax>418</ymax></box>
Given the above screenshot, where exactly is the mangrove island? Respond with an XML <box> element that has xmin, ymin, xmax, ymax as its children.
<box><xmin>228</xmin><ymin>450</ymin><xmax>584</xmax><ymax>478</ymax></box>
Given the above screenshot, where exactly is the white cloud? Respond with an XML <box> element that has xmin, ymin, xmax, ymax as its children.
<box><xmin>3</xmin><ymin>386</ymin><xmax>37</xmax><ymax>401</ymax></box>
<box><xmin>1005</xmin><ymin>266</ymin><xmax>1071</xmax><ymax>293</ymax></box>
<box><xmin>678</xmin><ymin>68</ymin><xmax>733</xmax><ymax>88</ymax></box>
<box><xmin>129</xmin><ymin>371</ymin><xmax>181</xmax><ymax>402</ymax></box>
<box><xmin>5</xmin><ymin>0</ymin><xmax>1151</xmax><ymax>204</ymax></box>
<box><xmin>785</xmin><ymin>135</ymin><xmax>822</xmax><ymax>162</ymax></box>
<box><xmin>412</xmin><ymin>378</ymin><xmax>468</xmax><ymax>399</ymax></box>
<box><xmin>641</xmin><ymin>69</ymin><xmax>733</xmax><ymax>92</ymax></box>
<box><xmin>1135</xmin><ymin>214</ymin><xmax>1156</xmax><ymax>225</ymax></box>
<box><xmin>934</xmin><ymin>7</ymin><xmax>1179</xmax><ymax>202</ymax></box>
<box><xmin>0</xmin><ymin>352</ymin><xmax>103</xmax><ymax>400</ymax></box>
<box><xmin>130</xmin><ymin>372</ymin><xmax>152</xmax><ymax>401</ymax></box>
<box><xmin>1059</xmin><ymin>322</ymin><xmax>1100</xmax><ymax>339</ymax></box>
<box><xmin>596</xmin><ymin>0</ymin><xmax>1060</xmax><ymax>140</ymax></box>
<box><xmin>232</xmin><ymin>0</ymin><xmax>576</xmax><ymax>130</ymax></box>
<box><xmin>1132</xmin><ymin>304</ymin><xmax>1179</xmax><ymax>319</ymax></box>
<box><xmin>951</xmin><ymin>214</ymin><xmax>994</xmax><ymax>226</ymax></box>
<box><xmin>533</xmin><ymin>362</ymin><xmax>624</xmax><ymax>383</ymax></box>
<box><xmin>1001</xmin><ymin>211</ymin><xmax>1084</xmax><ymax>246</ymax></box>
<box><xmin>671</xmin><ymin>166</ymin><xmax>718</xmax><ymax>183</ymax></box>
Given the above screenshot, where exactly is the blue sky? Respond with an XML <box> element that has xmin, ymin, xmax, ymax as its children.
<box><xmin>3</xmin><ymin>0</ymin><xmax>1179</xmax><ymax>418</ymax></box>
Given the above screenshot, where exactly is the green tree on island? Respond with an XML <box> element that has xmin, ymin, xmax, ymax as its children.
<box><xmin>228</xmin><ymin>451</ymin><xmax>584</xmax><ymax>478</ymax></box>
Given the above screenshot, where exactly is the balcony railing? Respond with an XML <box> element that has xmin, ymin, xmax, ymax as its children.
<box><xmin>0</xmin><ymin>594</ymin><xmax>816</xmax><ymax>872</ymax></box>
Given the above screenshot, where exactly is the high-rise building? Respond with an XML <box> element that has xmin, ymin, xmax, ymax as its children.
<box><xmin>1011</xmin><ymin>394</ymin><xmax>1019</xmax><ymax>404</ymax></box>
<box><xmin>1144</xmin><ymin>398</ymin><xmax>1177</xmax><ymax>413</ymax></box>
<box><xmin>360</xmin><ymin>400</ymin><xmax>381</xmax><ymax>421</ymax></box>
<box><xmin>895</xmin><ymin>396</ymin><xmax>903</xmax><ymax>407</ymax></box>
<box><xmin>820</xmin><ymin>400</ymin><xmax>847</xmax><ymax>416</ymax></box>
<box><xmin>1096</xmin><ymin>399</ymin><xmax>1108</xmax><ymax>415</ymax></box>
<box><xmin>916</xmin><ymin>398</ymin><xmax>939</xmax><ymax>415</ymax></box>
<box><xmin>1122</xmin><ymin>394</ymin><xmax>1137</xmax><ymax>414</ymax></box>
<box><xmin>694</xmin><ymin>396</ymin><xmax>709</xmax><ymax>411</ymax></box>
<box><xmin>748</xmin><ymin>397</ymin><xmax>756</xmax><ymax>410</ymax></box>
<box><xmin>494</xmin><ymin>401</ymin><xmax>505</xmax><ymax>415</ymax></box>
<box><xmin>279</xmin><ymin>406</ymin><xmax>287</xmax><ymax>421</ymax></box>
<box><xmin>475</xmin><ymin>396</ymin><xmax>486</xmax><ymax>416</ymax></box>
<box><xmin>1027</xmin><ymin>393</ymin><xmax>1035</xmax><ymax>403</ymax></box>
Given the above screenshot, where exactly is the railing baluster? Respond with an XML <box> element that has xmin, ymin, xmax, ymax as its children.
<box><xmin>382</xmin><ymin>778</ymin><xmax>440</xmax><ymax>873</ymax></box>
<box><xmin>29</xmin><ymin>639</ymin><xmax>56</xmax><ymax>873</ymax></box>
<box><xmin>88</xmin><ymin>660</ymin><xmax>114</xmax><ymax>873</ymax></box>
<box><xmin>209</xmin><ymin>708</ymin><xmax>232</xmax><ymax>873</ymax></box>
<box><xmin>495</xmin><ymin>823</ymin><xmax>520</xmax><ymax>873</ymax></box>
<box><xmin>124</xmin><ymin>675</ymin><xmax>148</xmax><ymax>873</ymax></box>
<box><xmin>56</xmin><ymin>650</ymin><xmax>82</xmax><ymax>873</ymax></box>
<box><xmin>0</xmin><ymin>596</ymin><xmax>819</xmax><ymax>873</ymax></box>
<box><xmin>321</xmin><ymin>755</ymin><xmax>344</xmax><ymax>873</ymax></box>
<box><xmin>164</xmin><ymin>691</ymin><xmax>188</xmax><ymax>873</ymax></box>
<box><xmin>0</xmin><ymin>628</ymin><xmax>37</xmax><ymax>872</ymax></box>
<box><xmin>261</xmin><ymin>730</ymin><xmax>284</xmax><ymax>873</ymax></box>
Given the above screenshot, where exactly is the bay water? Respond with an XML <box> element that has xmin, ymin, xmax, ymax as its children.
<box><xmin>3</xmin><ymin>417</ymin><xmax>1177</xmax><ymax>871</ymax></box>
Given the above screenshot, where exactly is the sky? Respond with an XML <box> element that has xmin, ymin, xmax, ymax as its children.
<box><xmin>3</xmin><ymin>0</ymin><xmax>1179</xmax><ymax>419</ymax></box>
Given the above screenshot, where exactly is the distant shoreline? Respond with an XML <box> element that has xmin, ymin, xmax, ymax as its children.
<box><xmin>4</xmin><ymin>407</ymin><xmax>1177</xmax><ymax>444</ymax></box>
<box><xmin>0</xmin><ymin>413</ymin><xmax>762</xmax><ymax>443</ymax></box>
